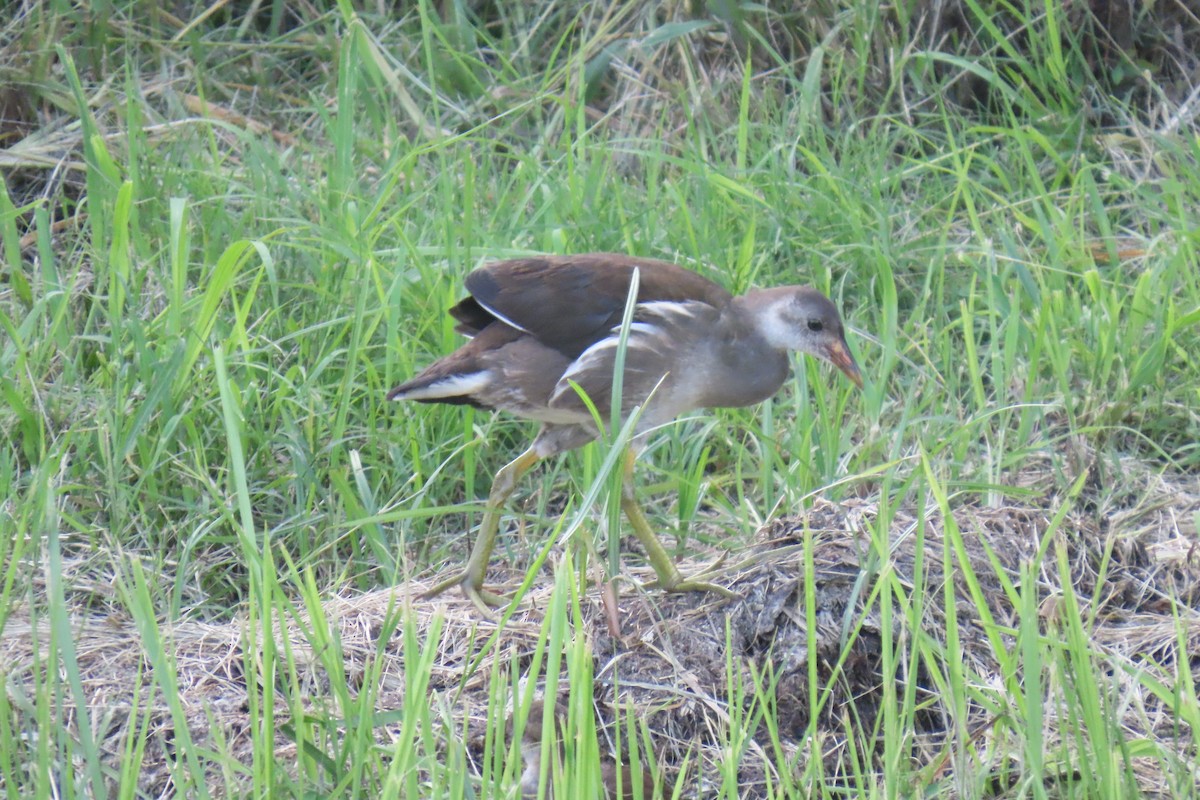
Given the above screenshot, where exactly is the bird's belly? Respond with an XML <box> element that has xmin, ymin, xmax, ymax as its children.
<box><xmin>521</xmin><ymin>405</ymin><xmax>595</xmax><ymax>425</ymax></box>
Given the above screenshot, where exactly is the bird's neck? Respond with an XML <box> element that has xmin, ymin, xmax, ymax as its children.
<box><xmin>698</xmin><ymin>302</ymin><xmax>791</xmax><ymax>408</ymax></box>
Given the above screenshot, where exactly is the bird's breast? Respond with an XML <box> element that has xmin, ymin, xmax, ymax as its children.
<box><xmin>690</xmin><ymin>339</ymin><xmax>790</xmax><ymax>409</ymax></box>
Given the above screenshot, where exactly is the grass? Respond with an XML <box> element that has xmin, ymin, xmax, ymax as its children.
<box><xmin>1</xmin><ymin>0</ymin><xmax>1199</xmax><ymax>797</ymax></box>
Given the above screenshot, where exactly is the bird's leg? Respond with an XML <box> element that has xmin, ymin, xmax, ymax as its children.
<box><xmin>421</xmin><ymin>446</ymin><xmax>541</xmax><ymax>613</ymax></box>
<box><xmin>619</xmin><ymin>450</ymin><xmax>738</xmax><ymax>599</ymax></box>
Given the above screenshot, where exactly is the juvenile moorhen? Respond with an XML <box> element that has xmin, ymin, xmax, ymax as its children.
<box><xmin>389</xmin><ymin>254</ymin><xmax>862</xmax><ymax>610</ymax></box>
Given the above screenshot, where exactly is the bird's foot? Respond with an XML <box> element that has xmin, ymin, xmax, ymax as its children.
<box><xmin>420</xmin><ymin>571</ymin><xmax>511</xmax><ymax>615</ymax></box>
<box><xmin>659</xmin><ymin>577</ymin><xmax>740</xmax><ymax>598</ymax></box>
<box><xmin>643</xmin><ymin>552</ymin><xmax>739</xmax><ymax>599</ymax></box>
<box><xmin>690</xmin><ymin>549</ymin><xmax>729</xmax><ymax>579</ymax></box>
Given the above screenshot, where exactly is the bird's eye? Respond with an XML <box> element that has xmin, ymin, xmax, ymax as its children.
<box><xmin>807</xmin><ymin>319</ymin><xmax>823</xmax><ymax>332</ymax></box>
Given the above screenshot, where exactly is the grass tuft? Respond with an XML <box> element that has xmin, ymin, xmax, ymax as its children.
<box><xmin>1</xmin><ymin>0</ymin><xmax>1198</xmax><ymax>797</ymax></box>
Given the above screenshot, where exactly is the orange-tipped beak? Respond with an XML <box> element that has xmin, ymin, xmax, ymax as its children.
<box><xmin>825</xmin><ymin>338</ymin><xmax>863</xmax><ymax>389</ymax></box>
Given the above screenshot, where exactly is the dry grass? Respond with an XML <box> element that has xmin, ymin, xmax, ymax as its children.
<box><xmin>4</xmin><ymin>464</ymin><xmax>1196</xmax><ymax>797</ymax></box>
<box><xmin>3</xmin><ymin>1</ymin><xmax>1199</xmax><ymax>796</ymax></box>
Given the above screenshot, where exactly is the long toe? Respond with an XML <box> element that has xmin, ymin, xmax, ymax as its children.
<box><xmin>663</xmin><ymin>578</ymin><xmax>740</xmax><ymax>599</ymax></box>
<box><xmin>420</xmin><ymin>570</ymin><xmax>472</xmax><ymax>600</ymax></box>
<box><xmin>463</xmin><ymin>584</ymin><xmax>510</xmax><ymax>614</ymax></box>
<box><xmin>689</xmin><ymin>550</ymin><xmax>729</xmax><ymax>579</ymax></box>
<box><xmin>642</xmin><ymin>569</ymin><xmax>740</xmax><ymax>599</ymax></box>
<box><xmin>421</xmin><ymin>570</ymin><xmax>511</xmax><ymax>614</ymax></box>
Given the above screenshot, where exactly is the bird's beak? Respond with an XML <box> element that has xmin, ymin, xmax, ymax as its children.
<box><xmin>825</xmin><ymin>338</ymin><xmax>863</xmax><ymax>389</ymax></box>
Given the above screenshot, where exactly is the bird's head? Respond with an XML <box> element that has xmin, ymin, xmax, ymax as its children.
<box><xmin>748</xmin><ymin>287</ymin><xmax>863</xmax><ymax>389</ymax></box>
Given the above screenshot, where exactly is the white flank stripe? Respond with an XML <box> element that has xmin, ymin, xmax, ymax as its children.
<box><xmin>473</xmin><ymin>298</ymin><xmax>532</xmax><ymax>334</ymax></box>
<box><xmin>638</xmin><ymin>300</ymin><xmax>702</xmax><ymax>320</ymax></box>
<box><xmin>563</xmin><ymin>338</ymin><xmax>620</xmax><ymax>375</ymax></box>
<box><xmin>627</xmin><ymin>321</ymin><xmax>661</xmax><ymax>336</ymax></box>
<box><xmin>552</xmin><ymin>331</ymin><xmax>665</xmax><ymax>403</ymax></box>
<box><xmin>392</xmin><ymin>371</ymin><xmax>491</xmax><ymax>401</ymax></box>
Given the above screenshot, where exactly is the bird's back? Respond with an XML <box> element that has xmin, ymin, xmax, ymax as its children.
<box><xmin>450</xmin><ymin>254</ymin><xmax>732</xmax><ymax>356</ymax></box>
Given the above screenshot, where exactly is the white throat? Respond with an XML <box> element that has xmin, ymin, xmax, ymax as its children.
<box><xmin>754</xmin><ymin>299</ymin><xmax>797</xmax><ymax>351</ymax></box>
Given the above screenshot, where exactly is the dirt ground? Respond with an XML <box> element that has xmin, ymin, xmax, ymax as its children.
<box><xmin>3</xmin><ymin>469</ymin><xmax>1199</xmax><ymax>797</ymax></box>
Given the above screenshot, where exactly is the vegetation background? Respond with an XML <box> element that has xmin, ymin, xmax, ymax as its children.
<box><xmin>1</xmin><ymin>0</ymin><xmax>1198</xmax><ymax>797</ymax></box>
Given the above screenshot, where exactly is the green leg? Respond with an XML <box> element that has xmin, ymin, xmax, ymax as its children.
<box><xmin>421</xmin><ymin>446</ymin><xmax>541</xmax><ymax>613</ymax></box>
<box><xmin>619</xmin><ymin>450</ymin><xmax>737</xmax><ymax>598</ymax></box>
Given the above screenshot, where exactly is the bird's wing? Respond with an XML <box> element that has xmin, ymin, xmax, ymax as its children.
<box><xmin>546</xmin><ymin>300</ymin><xmax>722</xmax><ymax>418</ymax></box>
<box><xmin>453</xmin><ymin>254</ymin><xmax>732</xmax><ymax>357</ymax></box>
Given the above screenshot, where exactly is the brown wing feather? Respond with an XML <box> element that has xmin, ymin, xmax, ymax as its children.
<box><xmin>447</xmin><ymin>296</ymin><xmax>494</xmax><ymax>336</ymax></box>
<box><xmin>461</xmin><ymin>254</ymin><xmax>732</xmax><ymax>357</ymax></box>
<box><xmin>547</xmin><ymin>299</ymin><xmax>723</xmax><ymax>419</ymax></box>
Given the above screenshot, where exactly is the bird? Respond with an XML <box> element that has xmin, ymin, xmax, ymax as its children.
<box><xmin>512</xmin><ymin>698</ymin><xmax>659</xmax><ymax>799</ymax></box>
<box><xmin>388</xmin><ymin>253</ymin><xmax>863</xmax><ymax>611</ymax></box>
